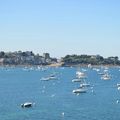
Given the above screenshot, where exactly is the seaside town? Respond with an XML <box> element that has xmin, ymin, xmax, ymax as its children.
<box><xmin>0</xmin><ymin>51</ymin><xmax>57</xmax><ymax>65</ymax></box>
<box><xmin>0</xmin><ymin>51</ymin><xmax>119</xmax><ymax>66</ymax></box>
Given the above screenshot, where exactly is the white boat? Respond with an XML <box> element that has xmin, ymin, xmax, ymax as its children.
<box><xmin>41</xmin><ymin>77</ymin><xmax>50</xmax><ymax>81</ymax></box>
<box><xmin>101</xmin><ymin>74</ymin><xmax>111</xmax><ymax>80</ymax></box>
<box><xmin>93</xmin><ymin>68</ymin><xmax>100</xmax><ymax>72</ymax></box>
<box><xmin>72</xmin><ymin>78</ymin><xmax>82</xmax><ymax>82</ymax></box>
<box><xmin>88</xmin><ymin>64</ymin><xmax>92</xmax><ymax>68</ymax></box>
<box><xmin>98</xmin><ymin>72</ymin><xmax>105</xmax><ymax>75</ymax></box>
<box><xmin>117</xmin><ymin>83</ymin><xmax>120</xmax><ymax>87</ymax></box>
<box><xmin>48</xmin><ymin>75</ymin><xmax>57</xmax><ymax>80</ymax></box>
<box><xmin>76</xmin><ymin>71</ymin><xmax>85</xmax><ymax>76</ymax></box>
<box><xmin>118</xmin><ymin>87</ymin><xmax>120</xmax><ymax>90</ymax></box>
<box><xmin>80</xmin><ymin>83</ymin><xmax>90</xmax><ymax>87</ymax></box>
<box><xmin>41</xmin><ymin>74</ymin><xmax>57</xmax><ymax>81</ymax></box>
<box><xmin>72</xmin><ymin>88</ymin><xmax>87</xmax><ymax>94</ymax></box>
<box><xmin>41</xmin><ymin>76</ymin><xmax>57</xmax><ymax>81</ymax></box>
<box><xmin>76</xmin><ymin>71</ymin><xmax>86</xmax><ymax>79</ymax></box>
<box><xmin>21</xmin><ymin>102</ymin><xmax>33</xmax><ymax>108</ymax></box>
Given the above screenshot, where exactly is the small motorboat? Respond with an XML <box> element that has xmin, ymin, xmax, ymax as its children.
<box><xmin>80</xmin><ymin>83</ymin><xmax>90</xmax><ymax>87</ymax></box>
<box><xmin>76</xmin><ymin>71</ymin><xmax>87</xmax><ymax>79</ymax></box>
<box><xmin>117</xmin><ymin>83</ymin><xmax>120</xmax><ymax>87</ymax></box>
<box><xmin>98</xmin><ymin>72</ymin><xmax>105</xmax><ymax>75</ymax></box>
<box><xmin>72</xmin><ymin>88</ymin><xmax>87</xmax><ymax>94</ymax></box>
<box><xmin>72</xmin><ymin>78</ymin><xmax>82</xmax><ymax>82</ymax></box>
<box><xmin>41</xmin><ymin>74</ymin><xmax>57</xmax><ymax>81</ymax></box>
<box><xmin>41</xmin><ymin>76</ymin><xmax>57</xmax><ymax>81</ymax></box>
<box><xmin>101</xmin><ymin>74</ymin><xmax>111</xmax><ymax>80</ymax></box>
<box><xmin>21</xmin><ymin>102</ymin><xmax>33</xmax><ymax>108</ymax></box>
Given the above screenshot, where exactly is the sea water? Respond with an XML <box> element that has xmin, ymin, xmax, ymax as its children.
<box><xmin>0</xmin><ymin>66</ymin><xmax>120</xmax><ymax>120</ymax></box>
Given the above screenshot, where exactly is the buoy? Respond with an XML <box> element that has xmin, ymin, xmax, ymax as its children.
<box><xmin>118</xmin><ymin>87</ymin><xmax>120</xmax><ymax>90</ymax></box>
<box><xmin>51</xmin><ymin>94</ymin><xmax>55</xmax><ymax>97</ymax></box>
<box><xmin>42</xmin><ymin>90</ymin><xmax>45</xmax><ymax>93</ymax></box>
<box><xmin>62</xmin><ymin>112</ymin><xmax>64</xmax><ymax>116</ymax></box>
<box><xmin>116</xmin><ymin>100</ymin><xmax>119</xmax><ymax>104</ymax></box>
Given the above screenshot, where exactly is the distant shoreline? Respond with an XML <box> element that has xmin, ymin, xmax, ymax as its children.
<box><xmin>60</xmin><ymin>64</ymin><xmax>120</xmax><ymax>68</ymax></box>
<box><xmin>0</xmin><ymin>51</ymin><xmax>120</xmax><ymax>67</ymax></box>
<box><xmin>0</xmin><ymin>63</ymin><xmax>119</xmax><ymax>68</ymax></box>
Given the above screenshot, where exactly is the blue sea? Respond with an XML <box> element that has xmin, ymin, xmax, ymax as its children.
<box><xmin>0</xmin><ymin>66</ymin><xmax>120</xmax><ymax>120</ymax></box>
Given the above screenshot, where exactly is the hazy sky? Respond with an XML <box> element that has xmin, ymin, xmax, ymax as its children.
<box><xmin>0</xmin><ymin>0</ymin><xmax>120</xmax><ymax>58</ymax></box>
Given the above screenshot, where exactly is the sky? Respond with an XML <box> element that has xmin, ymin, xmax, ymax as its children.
<box><xmin>0</xmin><ymin>0</ymin><xmax>120</xmax><ymax>58</ymax></box>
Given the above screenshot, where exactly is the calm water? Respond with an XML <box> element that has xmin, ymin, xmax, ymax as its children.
<box><xmin>0</xmin><ymin>66</ymin><xmax>120</xmax><ymax>120</ymax></box>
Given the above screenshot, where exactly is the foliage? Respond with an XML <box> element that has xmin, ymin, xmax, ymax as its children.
<box><xmin>62</xmin><ymin>54</ymin><xmax>120</xmax><ymax>65</ymax></box>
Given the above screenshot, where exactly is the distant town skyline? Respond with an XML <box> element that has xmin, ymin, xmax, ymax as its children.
<box><xmin>0</xmin><ymin>0</ymin><xmax>120</xmax><ymax>58</ymax></box>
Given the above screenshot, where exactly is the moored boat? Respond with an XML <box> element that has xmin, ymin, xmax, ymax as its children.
<box><xmin>21</xmin><ymin>102</ymin><xmax>33</xmax><ymax>108</ymax></box>
<box><xmin>72</xmin><ymin>78</ymin><xmax>82</xmax><ymax>82</ymax></box>
<box><xmin>101</xmin><ymin>74</ymin><xmax>111</xmax><ymax>80</ymax></box>
<box><xmin>72</xmin><ymin>88</ymin><xmax>87</xmax><ymax>94</ymax></box>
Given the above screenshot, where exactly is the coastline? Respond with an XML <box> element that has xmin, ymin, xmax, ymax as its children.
<box><xmin>61</xmin><ymin>64</ymin><xmax>120</xmax><ymax>68</ymax></box>
<box><xmin>0</xmin><ymin>63</ymin><xmax>120</xmax><ymax>68</ymax></box>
